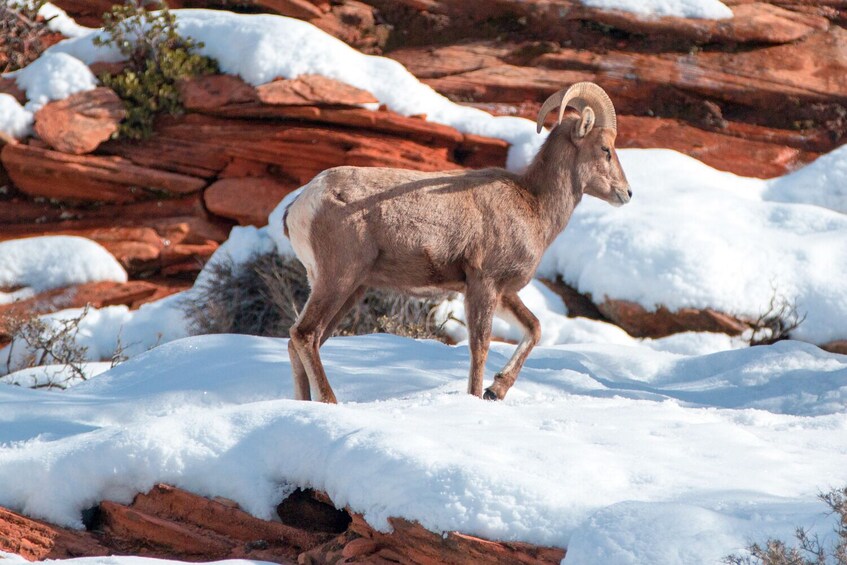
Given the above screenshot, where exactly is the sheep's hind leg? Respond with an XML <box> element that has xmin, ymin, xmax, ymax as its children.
<box><xmin>483</xmin><ymin>292</ymin><xmax>540</xmax><ymax>401</ymax></box>
<box><xmin>289</xmin><ymin>286</ymin><xmax>364</xmax><ymax>400</ymax></box>
<box><xmin>464</xmin><ymin>277</ymin><xmax>498</xmax><ymax>397</ymax></box>
<box><xmin>289</xmin><ymin>280</ymin><xmax>361</xmax><ymax>403</ymax></box>
<box><xmin>288</xmin><ymin>340</ymin><xmax>311</xmax><ymax>400</ymax></box>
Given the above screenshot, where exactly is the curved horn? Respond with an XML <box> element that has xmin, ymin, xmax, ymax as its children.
<box><xmin>535</xmin><ymin>82</ymin><xmax>616</xmax><ymax>134</ymax></box>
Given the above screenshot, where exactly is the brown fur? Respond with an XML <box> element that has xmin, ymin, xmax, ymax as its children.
<box><xmin>285</xmin><ymin>112</ymin><xmax>631</xmax><ymax>402</ymax></box>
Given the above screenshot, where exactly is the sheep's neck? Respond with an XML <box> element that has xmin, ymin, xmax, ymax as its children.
<box><xmin>520</xmin><ymin>138</ymin><xmax>582</xmax><ymax>247</ymax></box>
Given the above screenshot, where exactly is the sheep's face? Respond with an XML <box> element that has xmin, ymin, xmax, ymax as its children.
<box><xmin>572</xmin><ymin>113</ymin><xmax>631</xmax><ymax>207</ymax></box>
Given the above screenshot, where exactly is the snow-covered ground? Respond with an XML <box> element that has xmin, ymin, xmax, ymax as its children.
<box><xmin>1</xmin><ymin>333</ymin><xmax>845</xmax><ymax>564</ymax></box>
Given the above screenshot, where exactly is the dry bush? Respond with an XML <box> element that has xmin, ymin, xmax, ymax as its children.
<box><xmin>0</xmin><ymin>0</ymin><xmax>51</xmax><ymax>73</ymax></box>
<box><xmin>2</xmin><ymin>306</ymin><xmax>89</xmax><ymax>389</ymax></box>
<box><xmin>725</xmin><ymin>487</ymin><xmax>847</xmax><ymax>565</ymax></box>
<box><xmin>748</xmin><ymin>289</ymin><xmax>807</xmax><ymax>346</ymax></box>
<box><xmin>182</xmin><ymin>252</ymin><xmax>449</xmax><ymax>342</ymax></box>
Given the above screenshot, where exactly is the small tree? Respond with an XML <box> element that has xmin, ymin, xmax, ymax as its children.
<box><xmin>94</xmin><ymin>0</ymin><xmax>218</xmax><ymax>139</ymax></box>
<box><xmin>3</xmin><ymin>306</ymin><xmax>90</xmax><ymax>389</ymax></box>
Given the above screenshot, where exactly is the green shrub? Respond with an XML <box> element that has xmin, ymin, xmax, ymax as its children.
<box><xmin>0</xmin><ymin>0</ymin><xmax>50</xmax><ymax>73</ymax></box>
<box><xmin>94</xmin><ymin>1</ymin><xmax>218</xmax><ymax>140</ymax></box>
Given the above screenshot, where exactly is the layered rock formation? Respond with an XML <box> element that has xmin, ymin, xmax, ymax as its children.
<box><xmin>0</xmin><ymin>484</ymin><xmax>566</xmax><ymax>564</ymax></box>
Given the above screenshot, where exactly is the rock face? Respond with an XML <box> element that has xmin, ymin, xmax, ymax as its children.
<box><xmin>205</xmin><ymin>177</ymin><xmax>299</xmax><ymax>226</ymax></box>
<box><xmin>2</xmin><ymin>143</ymin><xmax>208</xmax><ymax>203</ymax></box>
<box><xmin>34</xmin><ymin>88</ymin><xmax>126</xmax><ymax>155</ymax></box>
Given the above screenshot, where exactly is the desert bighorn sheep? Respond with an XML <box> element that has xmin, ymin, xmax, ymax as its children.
<box><xmin>284</xmin><ymin>82</ymin><xmax>631</xmax><ymax>403</ymax></box>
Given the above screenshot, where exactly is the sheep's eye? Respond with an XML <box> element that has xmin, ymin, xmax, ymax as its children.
<box><xmin>602</xmin><ymin>146</ymin><xmax>611</xmax><ymax>161</ymax></box>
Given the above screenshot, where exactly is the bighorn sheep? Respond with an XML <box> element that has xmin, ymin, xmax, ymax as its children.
<box><xmin>284</xmin><ymin>82</ymin><xmax>631</xmax><ymax>403</ymax></box>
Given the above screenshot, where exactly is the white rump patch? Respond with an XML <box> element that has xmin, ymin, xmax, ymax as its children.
<box><xmin>286</xmin><ymin>173</ymin><xmax>328</xmax><ymax>282</ymax></box>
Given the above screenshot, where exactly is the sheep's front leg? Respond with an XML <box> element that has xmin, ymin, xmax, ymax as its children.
<box><xmin>484</xmin><ymin>292</ymin><xmax>540</xmax><ymax>401</ymax></box>
<box><xmin>464</xmin><ymin>278</ymin><xmax>498</xmax><ymax>397</ymax></box>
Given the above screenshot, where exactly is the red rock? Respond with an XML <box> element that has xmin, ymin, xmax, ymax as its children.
<box><xmin>100</xmin><ymin>501</ymin><xmax>234</xmax><ymax>558</ymax></box>
<box><xmin>96</xmin><ymin>484</ymin><xmax>332</xmax><ymax>562</ymax></box>
<box><xmin>457</xmin><ymin>133</ymin><xmax>509</xmax><ymax>169</ymax></box>
<box><xmin>257</xmin><ymin>0</ymin><xmax>325</xmax><ymax>19</ymax></box>
<box><xmin>1</xmin><ymin>143</ymin><xmax>207</xmax><ymax>203</ymax></box>
<box><xmin>598</xmin><ymin>299</ymin><xmax>748</xmax><ymax>338</ymax></box>
<box><xmin>341</xmin><ymin>536</ymin><xmax>378</xmax><ymax>558</ymax></box>
<box><xmin>0</xmin><ymin>506</ymin><xmax>108</xmax><ymax>560</ymax></box>
<box><xmin>311</xmin><ymin>0</ymin><xmax>387</xmax><ymax>53</ymax></box>
<box><xmin>256</xmin><ymin>74</ymin><xmax>378</xmax><ymax>106</ymax></box>
<box><xmin>615</xmin><ymin>116</ymin><xmax>811</xmax><ymax>179</ymax></box>
<box><xmin>98</xmin><ymin>135</ymin><xmax>230</xmax><ymax>179</ymax></box>
<box><xmin>321</xmin><ymin>513</ymin><xmax>565</xmax><ymax>565</ymax></box>
<box><xmin>204</xmin><ymin>176</ymin><xmax>299</xmax><ymax>226</ymax></box>
<box><xmin>821</xmin><ymin>340</ymin><xmax>847</xmax><ymax>355</ymax></box>
<box><xmin>34</xmin><ymin>88</ymin><xmax>125</xmax><ymax>155</ymax></box>
<box><xmin>88</xmin><ymin>60</ymin><xmax>128</xmax><ymax>77</ymax></box>
<box><xmin>0</xmin><ymin>76</ymin><xmax>26</xmax><ymax>105</ymax></box>
<box><xmin>0</xmin><ymin>196</ymin><xmax>232</xmax><ymax>246</ymax></box>
<box><xmin>154</xmin><ymin>114</ymin><xmax>461</xmax><ymax>185</ymax></box>
<box><xmin>577</xmin><ymin>2</ymin><xmax>828</xmax><ymax>45</ymax></box>
<box><xmin>383</xmin><ymin>0</ymin><xmax>826</xmax><ymax>45</ymax></box>
<box><xmin>178</xmin><ymin>74</ymin><xmax>258</xmax><ymax>112</ymax></box>
<box><xmin>159</xmin><ymin>241</ymin><xmax>219</xmax><ymax>275</ymax></box>
<box><xmin>0</xmin><ymin>281</ymin><xmax>180</xmax><ymax>337</ymax></box>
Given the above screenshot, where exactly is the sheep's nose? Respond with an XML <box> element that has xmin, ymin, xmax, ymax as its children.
<box><xmin>627</xmin><ymin>188</ymin><xmax>633</xmax><ymax>198</ymax></box>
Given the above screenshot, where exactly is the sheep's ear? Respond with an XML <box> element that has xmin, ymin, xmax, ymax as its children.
<box><xmin>573</xmin><ymin>106</ymin><xmax>595</xmax><ymax>140</ymax></box>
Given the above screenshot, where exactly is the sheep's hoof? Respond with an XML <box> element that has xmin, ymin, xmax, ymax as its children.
<box><xmin>483</xmin><ymin>388</ymin><xmax>500</xmax><ymax>401</ymax></box>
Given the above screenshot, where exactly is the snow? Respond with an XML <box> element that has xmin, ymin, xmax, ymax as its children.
<box><xmin>9</xmin><ymin>51</ymin><xmax>98</xmax><ymax>112</ymax></box>
<box><xmin>0</xmin><ymin>333</ymin><xmax>844</xmax><ymax>563</ymax></box>
<box><xmin>0</xmin><ymin>362</ymin><xmax>112</xmax><ymax>389</ymax></box>
<box><xmin>580</xmin><ymin>0</ymin><xmax>733</xmax><ymax>19</ymax></box>
<box><xmin>39</xmin><ymin>2</ymin><xmax>96</xmax><ymax>38</ymax></box>
<box><xmin>0</xmin><ymin>236</ymin><xmax>127</xmax><ymax>305</ymax></box>
<box><xmin>0</xmin><ymin>94</ymin><xmax>32</xmax><ymax>138</ymax></box>
<box><xmin>538</xmin><ymin>149</ymin><xmax>847</xmax><ymax>345</ymax></box>
<box><xmin>765</xmin><ymin>144</ymin><xmax>847</xmax><ymax>214</ymax></box>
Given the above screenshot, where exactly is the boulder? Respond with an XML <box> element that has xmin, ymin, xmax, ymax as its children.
<box><xmin>1</xmin><ymin>143</ymin><xmax>207</xmax><ymax>203</ymax></box>
<box><xmin>33</xmin><ymin>87</ymin><xmax>126</xmax><ymax>155</ymax></box>
<box><xmin>204</xmin><ymin>176</ymin><xmax>299</xmax><ymax>226</ymax></box>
